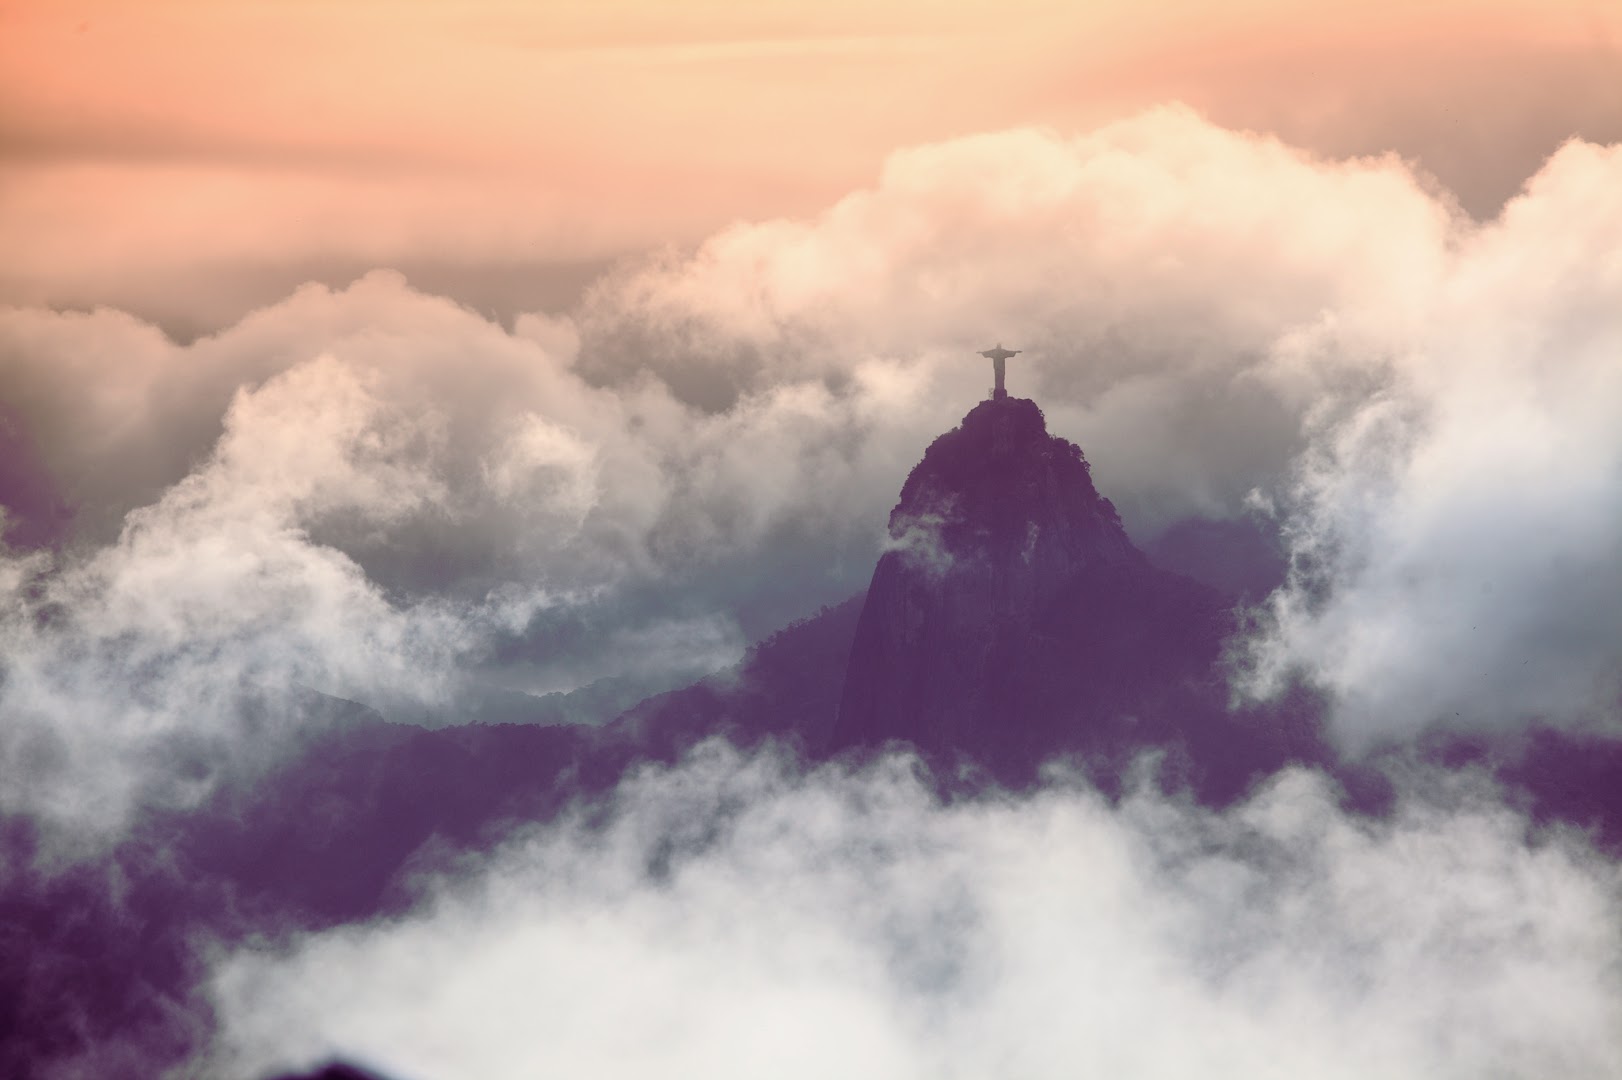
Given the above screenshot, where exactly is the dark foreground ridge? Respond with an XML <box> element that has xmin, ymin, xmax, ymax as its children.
<box><xmin>5</xmin><ymin>396</ymin><xmax>1621</xmax><ymax>1080</ymax></box>
<box><xmin>267</xmin><ymin>1064</ymin><xmax>394</xmax><ymax>1080</ymax></box>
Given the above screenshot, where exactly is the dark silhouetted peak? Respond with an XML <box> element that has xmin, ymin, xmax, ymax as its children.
<box><xmin>883</xmin><ymin>396</ymin><xmax>1139</xmax><ymax>583</ymax></box>
<box><xmin>832</xmin><ymin>396</ymin><xmax>1275</xmax><ymax>786</ymax></box>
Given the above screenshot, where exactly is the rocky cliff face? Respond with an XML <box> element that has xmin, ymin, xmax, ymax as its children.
<box><xmin>832</xmin><ymin>396</ymin><xmax>1250</xmax><ymax>784</ymax></box>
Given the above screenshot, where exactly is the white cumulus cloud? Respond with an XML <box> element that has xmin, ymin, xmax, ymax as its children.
<box><xmin>207</xmin><ymin>744</ymin><xmax>1622</xmax><ymax>1080</ymax></box>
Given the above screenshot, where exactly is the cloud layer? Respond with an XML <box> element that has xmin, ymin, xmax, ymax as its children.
<box><xmin>1240</xmin><ymin>139</ymin><xmax>1622</xmax><ymax>745</ymax></box>
<box><xmin>3</xmin><ymin>108</ymin><xmax>1621</xmax><ymax>852</ymax></box>
<box><xmin>208</xmin><ymin>744</ymin><xmax>1622</xmax><ymax>1080</ymax></box>
<box><xmin>577</xmin><ymin>108</ymin><xmax>1622</xmax><ymax>744</ymax></box>
<box><xmin>0</xmin><ymin>354</ymin><xmax>545</xmax><ymax>841</ymax></box>
<box><xmin>6</xmin><ymin>0</ymin><xmax>1619</xmax><ymax>335</ymax></box>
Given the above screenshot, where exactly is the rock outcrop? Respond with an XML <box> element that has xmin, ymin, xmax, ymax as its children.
<box><xmin>832</xmin><ymin>396</ymin><xmax>1273</xmax><ymax>787</ymax></box>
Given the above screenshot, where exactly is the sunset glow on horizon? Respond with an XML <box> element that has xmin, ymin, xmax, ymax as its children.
<box><xmin>4</xmin><ymin>0</ymin><xmax>1619</xmax><ymax>329</ymax></box>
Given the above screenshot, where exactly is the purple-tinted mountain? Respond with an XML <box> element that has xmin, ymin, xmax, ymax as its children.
<box><xmin>601</xmin><ymin>593</ymin><xmax>864</xmax><ymax>760</ymax></box>
<box><xmin>1142</xmin><ymin>514</ymin><xmax>1287</xmax><ymax>601</ymax></box>
<box><xmin>831</xmin><ymin>396</ymin><xmax>1324</xmax><ymax>797</ymax></box>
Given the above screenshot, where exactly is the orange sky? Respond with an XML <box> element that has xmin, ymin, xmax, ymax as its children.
<box><xmin>2</xmin><ymin>0</ymin><xmax>1619</xmax><ymax>330</ymax></box>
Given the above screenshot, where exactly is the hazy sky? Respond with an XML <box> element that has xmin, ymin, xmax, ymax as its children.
<box><xmin>3</xmin><ymin>0</ymin><xmax>1619</xmax><ymax>332</ymax></box>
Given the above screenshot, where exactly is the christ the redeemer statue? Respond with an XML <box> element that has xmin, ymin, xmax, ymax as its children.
<box><xmin>979</xmin><ymin>344</ymin><xmax>1021</xmax><ymax>400</ymax></box>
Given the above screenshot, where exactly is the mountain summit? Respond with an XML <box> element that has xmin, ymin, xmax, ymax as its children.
<box><xmin>832</xmin><ymin>396</ymin><xmax>1260</xmax><ymax>785</ymax></box>
<box><xmin>593</xmin><ymin>393</ymin><xmax>1320</xmax><ymax>795</ymax></box>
